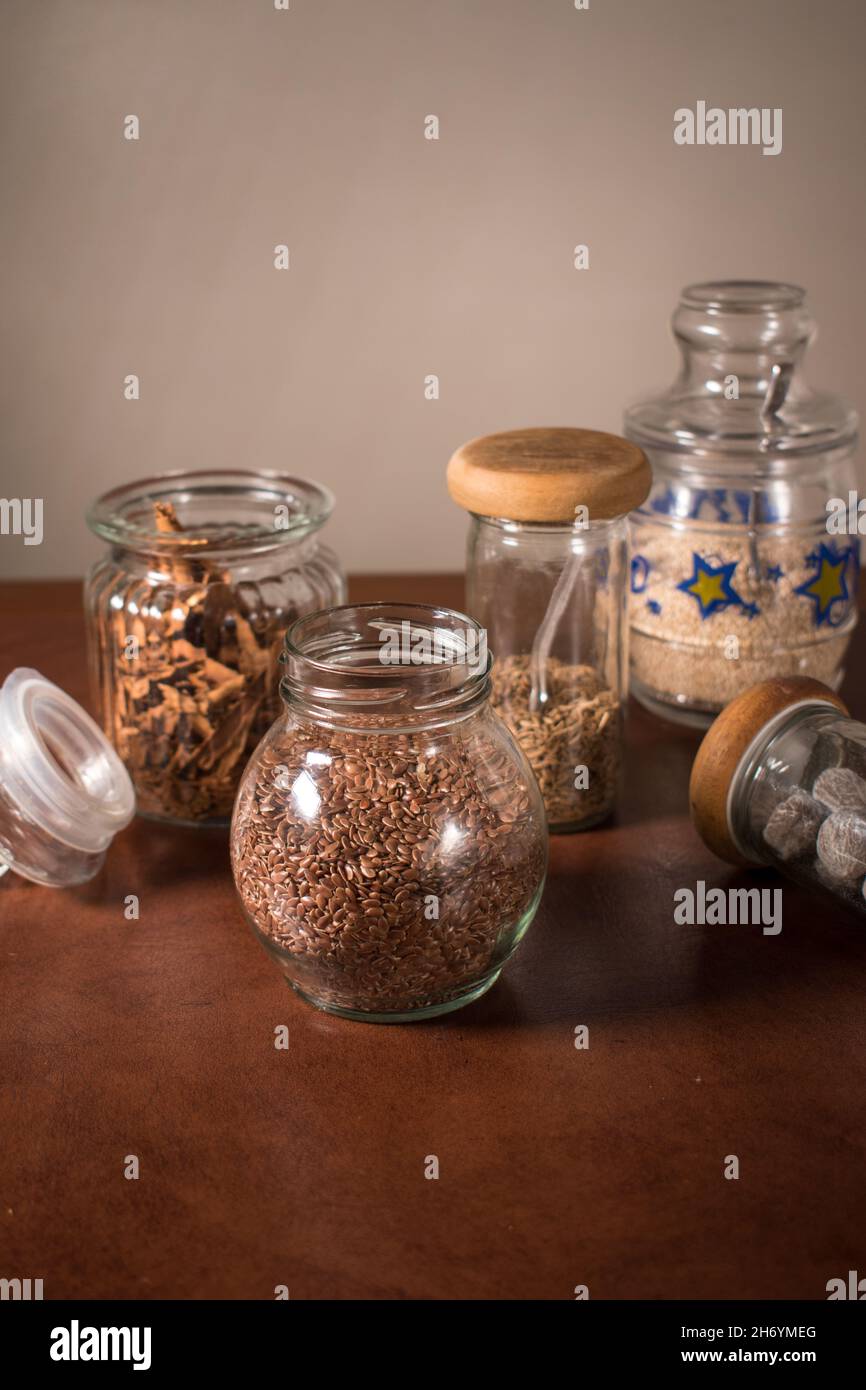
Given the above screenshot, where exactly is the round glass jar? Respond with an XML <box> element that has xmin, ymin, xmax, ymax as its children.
<box><xmin>230</xmin><ymin>603</ymin><xmax>548</xmax><ymax>1021</ymax></box>
<box><xmin>691</xmin><ymin>676</ymin><xmax>866</xmax><ymax>913</ymax></box>
<box><xmin>85</xmin><ymin>470</ymin><xmax>345</xmax><ymax>827</ymax></box>
<box><xmin>447</xmin><ymin>428</ymin><xmax>651</xmax><ymax>831</ymax></box>
<box><xmin>0</xmin><ymin>668</ymin><xmax>135</xmax><ymax>887</ymax></box>
<box><xmin>625</xmin><ymin>281</ymin><xmax>859</xmax><ymax>727</ymax></box>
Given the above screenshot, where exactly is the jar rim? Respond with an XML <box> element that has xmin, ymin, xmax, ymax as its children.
<box><xmin>680</xmin><ymin>280</ymin><xmax>806</xmax><ymax>313</ymax></box>
<box><xmin>725</xmin><ymin>698</ymin><xmax>840</xmax><ymax>862</ymax></box>
<box><xmin>281</xmin><ymin>602</ymin><xmax>491</xmax><ymax>724</ymax></box>
<box><xmin>471</xmin><ymin>512</ymin><xmax>625</xmax><ymax>534</ymax></box>
<box><xmin>87</xmin><ymin>469</ymin><xmax>335</xmax><ymax>554</ymax></box>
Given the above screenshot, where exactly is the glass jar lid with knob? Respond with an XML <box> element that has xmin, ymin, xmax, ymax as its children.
<box><xmin>625</xmin><ymin>281</ymin><xmax>859</xmax><ymax>727</ymax></box>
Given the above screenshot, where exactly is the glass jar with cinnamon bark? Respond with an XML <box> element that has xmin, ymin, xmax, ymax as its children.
<box><xmin>85</xmin><ymin>470</ymin><xmax>345</xmax><ymax>827</ymax></box>
<box><xmin>231</xmin><ymin>603</ymin><xmax>548</xmax><ymax>1021</ymax></box>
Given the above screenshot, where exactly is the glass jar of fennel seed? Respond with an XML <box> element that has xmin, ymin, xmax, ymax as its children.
<box><xmin>625</xmin><ymin>281</ymin><xmax>859</xmax><ymax>727</ymax></box>
<box><xmin>447</xmin><ymin>428</ymin><xmax>651</xmax><ymax>831</ymax></box>
<box><xmin>691</xmin><ymin>676</ymin><xmax>866</xmax><ymax>914</ymax></box>
<box><xmin>85</xmin><ymin>470</ymin><xmax>345</xmax><ymax>827</ymax></box>
<box><xmin>230</xmin><ymin>603</ymin><xmax>547</xmax><ymax>1021</ymax></box>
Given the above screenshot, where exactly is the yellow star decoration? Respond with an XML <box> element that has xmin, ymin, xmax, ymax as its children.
<box><xmin>802</xmin><ymin>556</ymin><xmax>847</xmax><ymax>612</ymax></box>
<box><xmin>685</xmin><ymin>569</ymin><xmax>729</xmax><ymax>609</ymax></box>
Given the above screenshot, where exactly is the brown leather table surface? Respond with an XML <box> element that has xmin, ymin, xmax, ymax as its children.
<box><xmin>2</xmin><ymin>575</ymin><xmax>865</xmax><ymax>1301</ymax></box>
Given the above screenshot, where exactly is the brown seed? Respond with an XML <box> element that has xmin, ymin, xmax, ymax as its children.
<box><xmin>231</xmin><ymin>712</ymin><xmax>545</xmax><ymax>1014</ymax></box>
<box><xmin>490</xmin><ymin>654</ymin><xmax>620</xmax><ymax>829</ymax></box>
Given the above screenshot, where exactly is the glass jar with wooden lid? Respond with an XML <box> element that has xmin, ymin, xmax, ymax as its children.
<box><xmin>447</xmin><ymin>427</ymin><xmax>651</xmax><ymax>831</ymax></box>
<box><xmin>691</xmin><ymin>675</ymin><xmax>866</xmax><ymax>913</ymax></box>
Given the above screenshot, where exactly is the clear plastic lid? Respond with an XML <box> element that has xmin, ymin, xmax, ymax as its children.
<box><xmin>0</xmin><ymin>668</ymin><xmax>135</xmax><ymax>887</ymax></box>
<box><xmin>624</xmin><ymin>281</ymin><xmax>858</xmax><ymax>461</ymax></box>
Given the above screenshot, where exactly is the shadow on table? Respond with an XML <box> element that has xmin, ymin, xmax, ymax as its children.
<box><xmin>435</xmin><ymin>856</ymin><xmax>866</xmax><ymax>1030</ymax></box>
<box><xmin>615</xmin><ymin>699</ymin><xmax>705</xmax><ymax>829</ymax></box>
<box><xmin>68</xmin><ymin>818</ymin><xmax>232</xmax><ymax>907</ymax></box>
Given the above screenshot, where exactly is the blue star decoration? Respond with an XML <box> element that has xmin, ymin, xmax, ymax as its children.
<box><xmin>794</xmin><ymin>543</ymin><xmax>854</xmax><ymax>628</ymax></box>
<box><xmin>677</xmin><ymin>553</ymin><xmax>746</xmax><ymax>619</ymax></box>
<box><xmin>650</xmin><ymin>488</ymin><xmax>780</xmax><ymax>524</ymax></box>
<box><xmin>765</xmin><ymin>564</ymin><xmax>784</xmax><ymax>583</ymax></box>
<box><xmin>647</xmin><ymin>599</ymin><xmax>662</xmax><ymax>615</ymax></box>
<box><xmin>630</xmin><ymin>554</ymin><xmax>651</xmax><ymax>594</ymax></box>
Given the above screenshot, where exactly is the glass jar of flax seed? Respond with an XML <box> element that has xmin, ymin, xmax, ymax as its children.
<box><xmin>691</xmin><ymin>676</ymin><xmax>866</xmax><ymax>915</ymax></box>
<box><xmin>230</xmin><ymin>603</ymin><xmax>548</xmax><ymax>1021</ymax></box>
<box><xmin>447</xmin><ymin>427</ymin><xmax>651</xmax><ymax>832</ymax></box>
<box><xmin>625</xmin><ymin>281</ymin><xmax>859</xmax><ymax>728</ymax></box>
<box><xmin>85</xmin><ymin>470</ymin><xmax>345</xmax><ymax>827</ymax></box>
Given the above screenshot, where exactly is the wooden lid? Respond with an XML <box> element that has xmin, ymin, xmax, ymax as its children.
<box><xmin>689</xmin><ymin>676</ymin><xmax>849</xmax><ymax>866</ymax></box>
<box><xmin>446</xmin><ymin>427</ymin><xmax>652</xmax><ymax>523</ymax></box>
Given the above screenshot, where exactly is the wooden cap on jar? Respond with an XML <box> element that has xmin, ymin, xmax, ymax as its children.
<box><xmin>689</xmin><ymin>676</ymin><xmax>849</xmax><ymax>866</ymax></box>
<box><xmin>446</xmin><ymin>427</ymin><xmax>652</xmax><ymax>523</ymax></box>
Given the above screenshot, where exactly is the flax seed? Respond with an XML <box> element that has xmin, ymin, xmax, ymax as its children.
<box><xmin>231</xmin><ymin>716</ymin><xmax>546</xmax><ymax>1014</ymax></box>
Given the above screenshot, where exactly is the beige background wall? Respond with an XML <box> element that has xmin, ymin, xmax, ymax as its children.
<box><xmin>1</xmin><ymin>0</ymin><xmax>864</xmax><ymax>579</ymax></box>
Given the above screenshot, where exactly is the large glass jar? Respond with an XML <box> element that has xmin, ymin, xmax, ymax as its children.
<box><xmin>230</xmin><ymin>603</ymin><xmax>548</xmax><ymax>1021</ymax></box>
<box><xmin>85</xmin><ymin>470</ymin><xmax>345</xmax><ymax>827</ymax></box>
<box><xmin>625</xmin><ymin>281</ymin><xmax>859</xmax><ymax>727</ymax></box>
<box><xmin>447</xmin><ymin>428</ymin><xmax>651</xmax><ymax>831</ymax></box>
<box><xmin>690</xmin><ymin>675</ymin><xmax>866</xmax><ymax>915</ymax></box>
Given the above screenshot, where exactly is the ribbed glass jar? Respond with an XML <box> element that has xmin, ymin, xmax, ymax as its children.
<box><xmin>85</xmin><ymin>470</ymin><xmax>345</xmax><ymax>827</ymax></box>
<box><xmin>626</xmin><ymin>282</ymin><xmax>859</xmax><ymax>727</ymax></box>
<box><xmin>230</xmin><ymin>603</ymin><xmax>548</xmax><ymax>1021</ymax></box>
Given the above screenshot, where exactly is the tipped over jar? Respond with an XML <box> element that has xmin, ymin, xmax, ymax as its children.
<box><xmin>691</xmin><ymin>676</ymin><xmax>866</xmax><ymax>913</ymax></box>
<box><xmin>230</xmin><ymin>604</ymin><xmax>548</xmax><ymax>1021</ymax></box>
